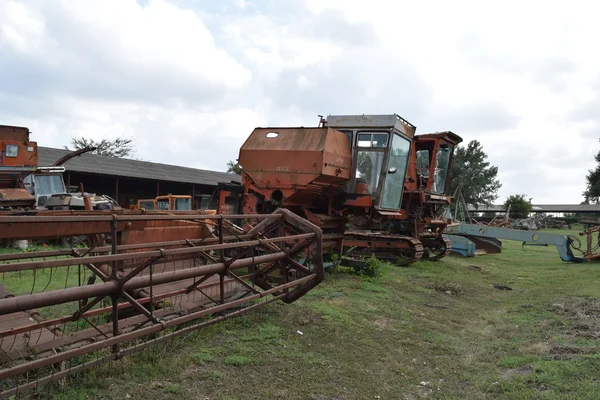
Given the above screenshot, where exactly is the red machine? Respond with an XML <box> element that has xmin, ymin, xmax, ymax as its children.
<box><xmin>216</xmin><ymin>114</ymin><xmax>462</xmax><ymax>266</ymax></box>
<box><xmin>0</xmin><ymin>125</ymin><xmax>38</xmax><ymax>209</ymax></box>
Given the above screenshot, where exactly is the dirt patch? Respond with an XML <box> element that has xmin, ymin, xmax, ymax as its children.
<box><xmin>553</xmin><ymin>299</ymin><xmax>600</xmax><ymax>340</ymax></box>
<box><xmin>526</xmin><ymin>342</ymin><xmax>552</xmax><ymax>355</ymax></box>
<box><xmin>425</xmin><ymin>281</ymin><xmax>463</xmax><ymax>296</ymax></box>
<box><xmin>501</xmin><ymin>365</ymin><xmax>533</xmax><ymax>380</ymax></box>
<box><xmin>536</xmin><ymin>384</ymin><xmax>552</xmax><ymax>391</ymax></box>
<box><xmin>373</xmin><ymin>318</ymin><xmax>393</xmax><ymax>330</ymax></box>
<box><xmin>549</xmin><ymin>344</ymin><xmax>597</xmax><ymax>355</ymax></box>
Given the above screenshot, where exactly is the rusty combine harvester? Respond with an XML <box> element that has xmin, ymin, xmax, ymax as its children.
<box><xmin>0</xmin><ymin>125</ymin><xmax>38</xmax><ymax>209</ymax></box>
<box><xmin>215</xmin><ymin>114</ymin><xmax>462</xmax><ymax>266</ymax></box>
<box><xmin>0</xmin><ymin>211</ymin><xmax>323</xmax><ymax>394</ymax></box>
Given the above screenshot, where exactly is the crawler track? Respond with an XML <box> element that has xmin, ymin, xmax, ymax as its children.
<box><xmin>343</xmin><ymin>230</ymin><xmax>424</xmax><ymax>266</ymax></box>
<box><xmin>422</xmin><ymin>236</ymin><xmax>453</xmax><ymax>261</ymax></box>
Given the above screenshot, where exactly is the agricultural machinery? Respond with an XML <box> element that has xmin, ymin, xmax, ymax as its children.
<box><xmin>0</xmin><ymin>124</ymin><xmax>120</xmax><ymax>211</ymax></box>
<box><xmin>0</xmin><ymin>114</ymin><xmax>464</xmax><ymax>396</ymax></box>
<box><xmin>214</xmin><ymin>114</ymin><xmax>463</xmax><ymax>266</ymax></box>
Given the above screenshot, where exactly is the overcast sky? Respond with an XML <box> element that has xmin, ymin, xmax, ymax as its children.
<box><xmin>1</xmin><ymin>0</ymin><xmax>598</xmax><ymax>204</ymax></box>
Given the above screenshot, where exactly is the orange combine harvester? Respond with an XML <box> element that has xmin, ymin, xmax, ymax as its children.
<box><xmin>214</xmin><ymin>114</ymin><xmax>462</xmax><ymax>266</ymax></box>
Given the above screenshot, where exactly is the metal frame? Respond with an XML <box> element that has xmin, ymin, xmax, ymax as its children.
<box><xmin>0</xmin><ymin>209</ymin><xmax>323</xmax><ymax>397</ymax></box>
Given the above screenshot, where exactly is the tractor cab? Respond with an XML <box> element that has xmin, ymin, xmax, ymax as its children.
<box><xmin>324</xmin><ymin>114</ymin><xmax>416</xmax><ymax>212</ymax></box>
<box><xmin>155</xmin><ymin>194</ymin><xmax>192</xmax><ymax>211</ymax></box>
<box><xmin>411</xmin><ymin>132</ymin><xmax>462</xmax><ymax>199</ymax></box>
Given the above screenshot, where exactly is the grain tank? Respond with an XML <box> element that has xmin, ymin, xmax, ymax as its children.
<box><xmin>238</xmin><ymin>127</ymin><xmax>352</xmax><ymax>214</ymax></box>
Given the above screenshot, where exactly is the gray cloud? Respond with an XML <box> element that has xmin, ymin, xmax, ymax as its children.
<box><xmin>421</xmin><ymin>102</ymin><xmax>520</xmax><ymax>135</ymax></box>
<box><xmin>459</xmin><ymin>31</ymin><xmax>576</xmax><ymax>92</ymax></box>
<box><xmin>0</xmin><ymin>1</ymin><xmax>250</xmax><ymax>108</ymax></box>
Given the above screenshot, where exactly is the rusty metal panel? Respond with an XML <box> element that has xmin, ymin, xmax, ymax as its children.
<box><xmin>239</xmin><ymin>127</ymin><xmax>351</xmax><ymax>187</ymax></box>
<box><xmin>326</xmin><ymin>114</ymin><xmax>417</xmax><ymax>138</ymax></box>
<box><xmin>0</xmin><ymin>125</ymin><xmax>38</xmax><ymax>171</ymax></box>
<box><xmin>0</xmin><ymin>188</ymin><xmax>34</xmax><ymax>203</ymax></box>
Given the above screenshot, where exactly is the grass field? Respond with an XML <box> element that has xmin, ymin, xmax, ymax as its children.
<box><xmin>8</xmin><ymin>226</ymin><xmax>600</xmax><ymax>399</ymax></box>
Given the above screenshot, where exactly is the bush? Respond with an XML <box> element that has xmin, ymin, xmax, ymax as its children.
<box><xmin>504</xmin><ymin>194</ymin><xmax>532</xmax><ymax>219</ymax></box>
<box><xmin>353</xmin><ymin>254</ymin><xmax>385</xmax><ymax>278</ymax></box>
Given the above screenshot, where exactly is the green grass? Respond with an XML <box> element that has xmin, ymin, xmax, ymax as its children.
<box><xmin>12</xmin><ymin>225</ymin><xmax>600</xmax><ymax>399</ymax></box>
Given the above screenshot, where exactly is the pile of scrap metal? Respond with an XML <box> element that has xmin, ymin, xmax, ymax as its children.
<box><xmin>442</xmin><ymin>188</ymin><xmax>585</xmax><ymax>261</ymax></box>
<box><xmin>511</xmin><ymin>214</ymin><xmax>572</xmax><ymax>231</ymax></box>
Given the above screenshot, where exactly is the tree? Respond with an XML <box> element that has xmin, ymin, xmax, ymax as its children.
<box><xmin>584</xmin><ymin>150</ymin><xmax>600</xmax><ymax>203</ymax></box>
<box><xmin>450</xmin><ymin>140</ymin><xmax>501</xmax><ymax>208</ymax></box>
<box><xmin>226</xmin><ymin>160</ymin><xmax>242</xmax><ymax>175</ymax></box>
<box><xmin>68</xmin><ymin>137</ymin><xmax>135</xmax><ymax>158</ymax></box>
<box><xmin>504</xmin><ymin>194</ymin><xmax>532</xmax><ymax>219</ymax></box>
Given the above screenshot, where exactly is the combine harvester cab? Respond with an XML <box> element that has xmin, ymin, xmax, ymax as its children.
<box><xmin>403</xmin><ymin>131</ymin><xmax>464</xmax><ymax>259</ymax></box>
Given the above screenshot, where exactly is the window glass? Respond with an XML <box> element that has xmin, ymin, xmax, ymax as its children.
<box><xmin>357</xmin><ymin>132</ymin><xmax>389</xmax><ymax>148</ymax></box>
<box><xmin>5</xmin><ymin>145</ymin><xmax>18</xmax><ymax>157</ymax></box>
<box><xmin>372</xmin><ymin>134</ymin><xmax>388</xmax><ymax>148</ymax></box>
<box><xmin>156</xmin><ymin>199</ymin><xmax>169</xmax><ymax>210</ymax></box>
<box><xmin>416</xmin><ymin>150</ymin><xmax>430</xmax><ymax>178</ymax></box>
<box><xmin>140</xmin><ymin>200</ymin><xmax>155</xmax><ymax>210</ymax></box>
<box><xmin>356</xmin><ymin>151</ymin><xmax>384</xmax><ymax>195</ymax></box>
<box><xmin>23</xmin><ymin>175</ymin><xmax>34</xmax><ymax>194</ymax></box>
<box><xmin>34</xmin><ymin>174</ymin><xmax>66</xmax><ymax>195</ymax></box>
<box><xmin>357</xmin><ymin>133</ymin><xmax>372</xmax><ymax>147</ymax></box>
<box><xmin>380</xmin><ymin>134</ymin><xmax>411</xmax><ymax>209</ymax></box>
<box><xmin>176</xmin><ymin>198</ymin><xmax>192</xmax><ymax>210</ymax></box>
<box><xmin>432</xmin><ymin>144</ymin><xmax>453</xmax><ymax>194</ymax></box>
<box><xmin>200</xmin><ymin>196</ymin><xmax>212</xmax><ymax>209</ymax></box>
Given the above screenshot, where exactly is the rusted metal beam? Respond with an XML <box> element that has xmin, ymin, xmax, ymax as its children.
<box><xmin>0</xmin><ymin>213</ymin><xmax>282</xmax><ymax>223</ymax></box>
<box><xmin>0</xmin><ymin>252</ymin><xmax>288</xmax><ymax>314</ymax></box>
<box><xmin>0</xmin><ymin>234</ymin><xmax>254</xmax><ymax>262</ymax></box>
<box><xmin>0</xmin><ymin>233</ymin><xmax>315</xmax><ymax>273</ymax></box>
<box><xmin>0</xmin><ymin>274</ymin><xmax>252</xmax><ymax>339</ymax></box>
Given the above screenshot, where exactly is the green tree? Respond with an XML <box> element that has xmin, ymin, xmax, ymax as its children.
<box><xmin>504</xmin><ymin>194</ymin><xmax>532</xmax><ymax>219</ymax></box>
<box><xmin>450</xmin><ymin>140</ymin><xmax>501</xmax><ymax>208</ymax></box>
<box><xmin>68</xmin><ymin>137</ymin><xmax>134</xmax><ymax>158</ymax></box>
<box><xmin>584</xmin><ymin>149</ymin><xmax>600</xmax><ymax>203</ymax></box>
<box><xmin>226</xmin><ymin>160</ymin><xmax>242</xmax><ymax>175</ymax></box>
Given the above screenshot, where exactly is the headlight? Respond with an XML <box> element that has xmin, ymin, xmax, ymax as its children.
<box><xmin>5</xmin><ymin>145</ymin><xmax>18</xmax><ymax>157</ymax></box>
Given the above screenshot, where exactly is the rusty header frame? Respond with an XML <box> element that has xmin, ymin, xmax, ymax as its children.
<box><xmin>0</xmin><ymin>208</ymin><xmax>323</xmax><ymax>397</ymax></box>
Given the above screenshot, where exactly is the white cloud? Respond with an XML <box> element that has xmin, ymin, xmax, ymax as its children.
<box><xmin>1</xmin><ymin>0</ymin><xmax>599</xmax><ymax>205</ymax></box>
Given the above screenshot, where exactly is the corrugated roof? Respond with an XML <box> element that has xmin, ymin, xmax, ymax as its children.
<box><xmin>38</xmin><ymin>147</ymin><xmax>241</xmax><ymax>187</ymax></box>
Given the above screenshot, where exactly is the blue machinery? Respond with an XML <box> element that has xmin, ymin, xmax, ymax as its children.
<box><xmin>444</xmin><ymin>223</ymin><xmax>586</xmax><ymax>263</ymax></box>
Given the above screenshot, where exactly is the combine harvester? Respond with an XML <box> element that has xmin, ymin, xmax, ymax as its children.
<box><xmin>0</xmin><ymin>124</ymin><xmax>119</xmax><ymax>212</ymax></box>
<box><xmin>213</xmin><ymin>114</ymin><xmax>463</xmax><ymax>267</ymax></box>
